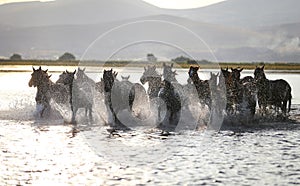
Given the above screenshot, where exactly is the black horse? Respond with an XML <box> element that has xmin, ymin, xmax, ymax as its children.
<box><xmin>188</xmin><ymin>66</ymin><xmax>211</xmax><ymax>108</ymax></box>
<box><xmin>102</xmin><ymin>69</ymin><xmax>135</xmax><ymax>130</ymax></box>
<box><xmin>158</xmin><ymin>79</ymin><xmax>181</xmax><ymax>130</ymax></box>
<box><xmin>231</xmin><ymin>67</ymin><xmax>256</xmax><ymax>117</ymax></box>
<box><xmin>254</xmin><ymin>65</ymin><xmax>292</xmax><ymax>116</ymax></box>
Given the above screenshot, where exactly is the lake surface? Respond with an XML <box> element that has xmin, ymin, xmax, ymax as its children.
<box><xmin>1</xmin><ymin>65</ymin><xmax>300</xmax><ymax>185</ymax></box>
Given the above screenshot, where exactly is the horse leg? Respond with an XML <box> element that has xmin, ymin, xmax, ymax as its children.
<box><xmin>171</xmin><ymin>111</ymin><xmax>180</xmax><ymax>127</ymax></box>
<box><xmin>282</xmin><ymin>100</ymin><xmax>287</xmax><ymax>116</ymax></box>
<box><xmin>157</xmin><ymin>104</ymin><xmax>161</xmax><ymax>124</ymax></box>
<box><xmin>40</xmin><ymin>102</ymin><xmax>50</xmax><ymax>118</ymax></box>
<box><xmin>71</xmin><ymin>107</ymin><xmax>77</xmax><ymax>124</ymax></box>
<box><xmin>88</xmin><ymin>106</ymin><xmax>93</xmax><ymax>123</ymax></box>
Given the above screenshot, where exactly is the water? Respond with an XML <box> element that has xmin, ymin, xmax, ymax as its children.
<box><xmin>1</xmin><ymin>65</ymin><xmax>300</xmax><ymax>185</ymax></box>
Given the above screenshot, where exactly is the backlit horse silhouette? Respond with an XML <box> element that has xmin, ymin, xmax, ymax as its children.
<box><xmin>231</xmin><ymin>67</ymin><xmax>256</xmax><ymax>117</ymax></box>
<box><xmin>158</xmin><ymin>63</ymin><xmax>182</xmax><ymax>130</ymax></box>
<box><xmin>102</xmin><ymin>69</ymin><xmax>135</xmax><ymax>130</ymax></box>
<box><xmin>188</xmin><ymin>66</ymin><xmax>211</xmax><ymax>108</ymax></box>
<box><xmin>28</xmin><ymin>67</ymin><xmax>52</xmax><ymax>117</ymax></box>
<box><xmin>254</xmin><ymin>65</ymin><xmax>292</xmax><ymax>116</ymax></box>
<box><xmin>28</xmin><ymin>66</ymin><xmax>69</xmax><ymax>118</ymax></box>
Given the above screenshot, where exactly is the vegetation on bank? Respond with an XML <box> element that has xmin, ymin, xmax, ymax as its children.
<box><xmin>1</xmin><ymin>59</ymin><xmax>300</xmax><ymax>71</ymax></box>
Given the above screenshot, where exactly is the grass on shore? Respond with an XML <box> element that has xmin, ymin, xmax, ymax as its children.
<box><xmin>1</xmin><ymin>59</ymin><xmax>300</xmax><ymax>71</ymax></box>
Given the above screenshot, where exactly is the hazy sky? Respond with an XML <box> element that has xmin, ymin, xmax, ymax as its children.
<box><xmin>143</xmin><ymin>0</ymin><xmax>225</xmax><ymax>9</ymax></box>
<box><xmin>0</xmin><ymin>0</ymin><xmax>225</xmax><ymax>9</ymax></box>
<box><xmin>0</xmin><ymin>0</ymin><xmax>52</xmax><ymax>5</ymax></box>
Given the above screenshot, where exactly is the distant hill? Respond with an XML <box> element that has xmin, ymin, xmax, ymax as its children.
<box><xmin>1</xmin><ymin>0</ymin><xmax>299</xmax><ymax>28</ymax></box>
<box><xmin>0</xmin><ymin>0</ymin><xmax>299</xmax><ymax>62</ymax></box>
<box><xmin>169</xmin><ymin>0</ymin><xmax>300</xmax><ymax>28</ymax></box>
<box><xmin>0</xmin><ymin>0</ymin><xmax>161</xmax><ymax>27</ymax></box>
<box><xmin>0</xmin><ymin>14</ymin><xmax>270</xmax><ymax>60</ymax></box>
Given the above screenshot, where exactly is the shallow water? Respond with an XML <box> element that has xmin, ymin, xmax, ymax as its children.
<box><xmin>1</xmin><ymin>66</ymin><xmax>300</xmax><ymax>185</ymax></box>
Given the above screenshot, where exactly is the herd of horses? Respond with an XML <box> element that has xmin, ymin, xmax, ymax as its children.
<box><xmin>28</xmin><ymin>64</ymin><xmax>292</xmax><ymax>131</ymax></box>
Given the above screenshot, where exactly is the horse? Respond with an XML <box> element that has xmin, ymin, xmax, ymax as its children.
<box><xmin>162</xmin><ymin>63</ymin><xmax>178</xmax><ymax>83</ymax></box>
<box><xmin>188</xmin><ymin>66</ymin><xmax>211</xmax><ymax>108</ymax></box>
<box><xmin>102</xmin><ymin>69</ymin><xmax>133</xmax><ymax>130</ymax></box>
<box><xmin>28</xmin><ymin>66</ymin><xmax>52</xmax><ymax>118</ymax></box>
<box><xmin>254</xmin><ymin>65</ymin><xmax>292</xmax><ymax>116</ymax></box>
<box><xmin>76</xmin><ymin>67</ymin><xmax>96</xmax><ymax>88</ymax></box>
<box><xmin>56</xmin><ymin>70</ymin><xmax>93</xmax><ymax>124</ymax></box>
<box><xmin>221</xmin><ymin>67</ymin><xmax>235</xmax><ymax>114</ymax></box>
<box><xmin>96</xmin><ymin>70</ymin><xmax>118</xmax><ymax>93</ymax></box>
<box><xmin>29</xmin><ymin>66</ymin><xmax>69</xmax><ymax>118</ymax></box>
<box><xmin>157</xmin><ymin>79</ymin><xmax>181</xmax><ymax>130</ymax></box>
<box><xmin>231</xmin><ymin>67</ymin><xmax>256</xmax><ymax>117</ymax></box>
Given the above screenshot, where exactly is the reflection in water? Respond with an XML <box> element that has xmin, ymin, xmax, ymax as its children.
<box><xmin>1</xmin><ymin>121</ymin><xmax>300</xmax><ymax>185</ymax></box>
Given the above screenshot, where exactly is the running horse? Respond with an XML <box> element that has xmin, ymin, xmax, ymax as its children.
<box><xmin>231</xmin><ymin>67</ymin><xmax>256</xmax><ymax>117</ymax></box>
<box><xmin>188</xmin><ymin>66</ymin><xmax>211</xmax><ymax>108</ymax></box>
<box><xmin>220</xmin><ymin>67</ymin><xmax>235</xmax><ymax>114</ymax></box>
<box><xmin>254</xmin><ymin>65</ymin><xmax>292</xmax><ymax>116</ymax></box>
<box><xmin>28</xmin><ymin>66</ymin><xmax>52</xmax><ymax>118</ymax></box>
<box><xmin>158</xmin><ymin>63</ymin><xmax>182</xmax><ymax>130</ymax></box>
<box><xmin>140</xmin><ymin>65</ymin><xmax>163</xmax><ymax>125</ymax></box>
<box><xmin>56</xmin><ymin>70</ymin><xmax>93</xmax><ymax>124</ymax></box>
<box><xmin>102</xmin><ymin>69</ymin><xmax>132</xmax><ymax>130</ymax></box>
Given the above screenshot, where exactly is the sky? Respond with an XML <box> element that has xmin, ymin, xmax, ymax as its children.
<box><xmin>142</xmin><ymin>0</ymin><xmax>225</xmax><ymax>9</ymax></box>
<box><xmin>0</xmin><ymin>0</ymin><xmax>226</xmax><ymax>9</ymax></box>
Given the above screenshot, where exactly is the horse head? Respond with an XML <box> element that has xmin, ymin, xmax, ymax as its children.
<box><xmin>231</xmin><ymin>67</ymin><xmax>243</xmax><ymax>81</ymax></box>
<box><xmin>188</xmin><ymin>66</ymin><xmax>200</xmax><ymax>80</ymax></box>
<box><xmin>209</xmin><ymin>72</ymin><xmax>219</xmax><ymax>86</ymax></box>
<box><xmin>163</xmin><ymin>62</ymin><xmax>177</xmax><ymax>82</ymax></box>
<box><xmin>254</xmin><ymin>65</ymin><xmax>266</xmax><ymax>81</ymax></box>
<box><xmin>76</xmin><ymin>67</ymin><xmax>86</xmax><ymax>80</ymax></box>
<box><xmin>56</xmin><ymin>70</ymin><xmax>76</xmax><ymax>85</ymax></box>
<box><xmin>140</xmin><ymin>65</ymin><xmax>161</xmax><ymax>85</ymax></box>
<box><xmin>29</xmin><ymin>66</ymin><xmax>50</xmax><ymax>87</ymax></box>
<box><xmin>103</xmin><ymin>69</ymin><xmax>115</xmax><ymax>92</ymax></box>
<box><xmin>121</xmin><ymin>75</ymin><xmax>130</xmax><ymax>81</ymax></box>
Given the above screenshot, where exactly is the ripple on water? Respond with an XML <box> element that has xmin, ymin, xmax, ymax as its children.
<box><xmin>1</xmin><ymin>117</ymin><xmax>300</xmax><ymax>185</ymax></box>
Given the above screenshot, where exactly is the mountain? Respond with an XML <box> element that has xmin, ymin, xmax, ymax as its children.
<box><xmin>0</xmin><ymin>14</ymin><xmax>259</xmax><ymax>59</ymax></box>
<box><xmin>1</xmin><ymin>0</ymin><xmax>299</xmax><ymax>28</ymax></box>
<box><xmin>0</xmin><ymin>0</ymin><xmax>161</xmax><ymax>27</ymax></box>
<box><xmin>0</xmin><ymin>0</ymin><xmax>299</xmax><ymax>62</ymax></box>
<box><xmin>169</xmin><ymin>0</ymin><xmax>300</xmax><ymax>28</ymax></box>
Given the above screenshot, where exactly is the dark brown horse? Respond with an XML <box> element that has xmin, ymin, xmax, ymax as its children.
<box><xmin>188</xmin><ymin>66</ymin><xmax>211</xmax><ymax>108</ymax></box>
<box><xmin>254</xmin><ymin>65</ymin><xmax>292</xmax><ymax>116</ymax></box>
<box><xmin>102</xmin><ymin>69</ymin><xmax>131</xmax><ymax>130</ymax></box>
<box><xmin>220</xmin><ymin>67</ymin><xmax>234</xmax><ymax>114</ymax></box>
<box><xmin>231</xmin><ymin>67</ymin><xmax>256</xmax><ymax>117</ymax></box>
<box><xmin>29</xmin><ymin>66</ymin><xmax>69</xmax><ymax>118</ymax></box>
<box><xmin>28</xmin><ymin>67</ymin><xmax>52</xmax><ymax>117</ymax></box>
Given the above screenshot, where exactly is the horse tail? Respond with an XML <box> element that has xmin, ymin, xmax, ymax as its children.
<box><xmin>288</xmin><ymin>88</ymin><xmax>292</xmax><ymax>113</ymax></box>
<box><xmin>285</xmin><ymin>82</ymin><xmax>292</xmax><ymax>113</ymax></box>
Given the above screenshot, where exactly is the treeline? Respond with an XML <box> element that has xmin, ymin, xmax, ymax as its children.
<box><xmin>1</xmin><ymin>59</ymin><xmax>300</xmax><ymax>70</ymax></box>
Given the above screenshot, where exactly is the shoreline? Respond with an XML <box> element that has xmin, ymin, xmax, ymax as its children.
<box><xmin>1</xmin><ymin>60</ymin><xmax>300</xmax><ymax>71</ymax></box>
